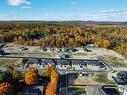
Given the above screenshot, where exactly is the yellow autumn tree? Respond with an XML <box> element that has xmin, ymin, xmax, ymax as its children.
<box><xmin>103</xmin><ymin>39</ymin><xmax>111</xmax><ymax>48</ymax></box>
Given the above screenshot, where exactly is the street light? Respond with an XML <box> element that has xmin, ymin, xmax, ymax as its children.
<box><xmin>65</xmin><ymin>72</ymin><xmax>68</xmax><ymax>94</ymax></box>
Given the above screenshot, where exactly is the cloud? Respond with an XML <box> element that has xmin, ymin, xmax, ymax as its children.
<box><xmin>54</xmin><ymin>9</ymin><xmax>127</xmax><ymax>21</ymax></box>
<box><xmin>7</xmin><ymin>0</ymin><xmax>31</xmax><ymax>6</ymax></box>
<box><xmin>85</xmin><ymin>9</ymin><xmax>127</xmax><ymax>21</ymax></box>
<box><xmin>71</xmin><ymin>1</ymin><xmax>77</xmax><ymax>4</ymax></box>
<box><xmin>101</xmin><ymin>9</ymin><xmax>125</xmax><ymax>14</ymax></box>
<box><xmin>98</xmin><ymin>9</ymin><xmax>127</xmax><ymax>19</ymax></box>
<box><xmin>21</xmin><ymin>6</ymin><xmax>32</xmax><ymax>8</ymax></box>
<box><xmin>71</xmin><ymin>0</ymin><xmax>80</xmax><ymax>5</ymax></box>
<box><xmin>99</xmin><ymin>9</ymin><xmax>127</xmax><ymax>17</ymax></box>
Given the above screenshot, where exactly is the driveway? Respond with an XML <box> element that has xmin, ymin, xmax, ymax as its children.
<box><xmin>85</xmin><ymin>86</ymin><xmax>105</xmax><ymax>95</ymax></box>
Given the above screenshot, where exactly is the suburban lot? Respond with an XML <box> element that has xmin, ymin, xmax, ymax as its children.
<box><xmin>2</xmin><ymin>43</ymin><xmax>127</xmax><ymax>59</ymax></box>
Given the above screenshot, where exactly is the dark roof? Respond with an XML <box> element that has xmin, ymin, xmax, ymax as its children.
<box><xmin>119</xmin><ymin>71</ymin><xmax>127</xmax><ymax>76</ymax></box>
<box><xmin>26</xmin><ymin>59</ymin><xmax>40</xmax><ymax>64</ymax></box>
<box><xmin>86</xmin><ymin>60</ymin><xmax>103</xmax><ymax>65</ymax></box>
<box><xmin>113</xmin><ymin>76</ymin><xmax>127</xmax><ymax>85</ymax></box>
<box><xmin>72</xmin><ymin>60</ymin><xmax>85</xmax><ymax>65</ymax></box>
<box><xmin>41</xmin><ymin>59</ymin><xmax>55</xmax><ymax>64</ymax></box>
<box><xmin>56</xmin><ymin>59</ymin><xmax>70</xmax><ymax>65</ymax></box>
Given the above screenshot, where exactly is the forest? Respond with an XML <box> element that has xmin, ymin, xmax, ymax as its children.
<box><xmin>0</xmin><ymin>21</ymin><xmax>127</xmax><ymax>58</ymax></box>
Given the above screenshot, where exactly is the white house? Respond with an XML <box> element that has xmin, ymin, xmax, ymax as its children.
<box><xmin>123</xmin><ymin>90</ymin><xmax>127</xmax><ymax>95</ymax></box>
<box><xmin>118</xmin><ymin>85</ymin><xmax>127</xmax><ymax>95</ymax></box>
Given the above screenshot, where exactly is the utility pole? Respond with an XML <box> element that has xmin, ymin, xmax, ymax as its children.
<box><xmin>65</xmin><ymin>72</ymin><xmax>68</xmax><ymax>95</ymax></box>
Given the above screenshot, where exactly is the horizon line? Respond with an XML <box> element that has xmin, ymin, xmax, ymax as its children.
<box><xmin>0</xmin><ymin>20</ymin><xmax>127</xmax><ymax>22</ymax></box>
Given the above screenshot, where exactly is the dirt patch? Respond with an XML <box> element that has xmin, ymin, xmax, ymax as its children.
<box><xmin>71</xmin><ymin>76</ymin><xmax>98</xmax><ymax>85</ymax></box>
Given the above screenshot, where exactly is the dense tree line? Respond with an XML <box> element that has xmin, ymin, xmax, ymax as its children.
<box><xmin>0</xmin><ymin>22</ymin><xmax>127</xmax><ymax>57</ymax></box>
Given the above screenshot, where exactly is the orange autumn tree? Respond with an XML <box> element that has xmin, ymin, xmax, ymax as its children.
<box><xmin>44</xmin><ymin>65</ymin><xmax>56</xmax><ymax>76</ymax></box>
<box><xmin>45</xmin><ymin>65</ymin><xmax>59</xmax><ymax>95</ymax></box>
<box><xmin>0</xmin><ymin>82</ymin><xmax>14</xmax><ymax>95</ymax></box>
<box><xmin>51</xmin><ymin>69</ymin><xmax>59</xmax><ymax>83</ymax></box>
<box><xmin>45</xmin><ymin>82</ymin><xmax>57</xmax><ymax>95</ymax></box>
<box><xmin>24</xmin><ymin>67</ymin><xmax>39</xmax><ymax>85</ymax></box>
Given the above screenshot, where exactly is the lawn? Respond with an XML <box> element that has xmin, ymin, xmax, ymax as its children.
<box><xmin>0</xmin><ymin>59</ymin><xmax>20</xmax><ymax>67</ymax></box>
<box><xmin>68</xmin><ymin>87</ymin><xmax>86</xmax><ymax>94</ymax></box>
<box><xmin>93</xmin><ymin>73</ymin><xmax>115</xmax><ymax>84</ymax></box>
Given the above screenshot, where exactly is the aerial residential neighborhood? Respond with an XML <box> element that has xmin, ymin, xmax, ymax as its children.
<box><xmin>0</xmin><ymin>42</ymin><xmax>126</xmax><ymax>95</ymax></box>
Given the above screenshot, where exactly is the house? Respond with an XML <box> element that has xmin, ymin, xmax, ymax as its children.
<box><xmin>117</xmin><ymin>71</ymin><xmax>127</xmax><ymax>81</ymax></box>
<box><xmin>118</xmin><ymin>85</ymin><xmax>127</xmax><ymax>95</ymax></box>
<box><xmin>123</xmin><ymin>90</ymin><xmax>127</xmax><ymax>95</ymax></box>
<box><xmin>113</xmin><ymin>71</ymin><xmax>127</xmax><ymax>85</ymax></box>
<box><xmin>59</xmin><ymin>52</ymin><xmax>72</xmax><ymax>59</ymax></box>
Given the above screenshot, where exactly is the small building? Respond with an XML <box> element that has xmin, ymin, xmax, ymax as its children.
<box><xmin>86</xmin><ymin>43</ymin><xmax>95</xmax><ymax>47</ymax></box>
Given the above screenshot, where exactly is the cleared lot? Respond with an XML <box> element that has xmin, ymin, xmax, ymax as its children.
<box><xmin>102</xmin><ymin>55</ymin><xmax>127</xmax><ymax>68</ymax></box>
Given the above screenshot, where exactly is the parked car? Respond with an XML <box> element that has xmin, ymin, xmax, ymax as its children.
<box><xmin>71</xmin><ymin>48</ymin><xmax>78</xmax><ymax>52</ymax></box>
<box><xmin>79</xmin><ymin>72</ymin><xmax>89</xmax><ymax>77</ymax></box>
<box><xmin>19</xmin><ymin>47</ymin><xmax>29</xmax><ymax>52</ymax></box>
<box><xmin>0</xmin><ymin>50</ymin><xmax>5</xmax><ymax>55</ymax></box>
<box><xmin>84</xmin><ymin>48</ymin><xmax>92</xmax><ymax>52</ymax></box>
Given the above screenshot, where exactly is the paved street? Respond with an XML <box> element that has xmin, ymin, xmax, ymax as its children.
<box><xmin>85</xmin><ymin>86</ymin><xmax>105</xmax><ymax>95</ymax></box>
<box><xmin>85</xmin><ymin>86</ymin><xmax>99</xmax><ymax>95</ymax></box>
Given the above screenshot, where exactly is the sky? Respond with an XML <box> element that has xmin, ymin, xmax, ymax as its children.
<box><xmin>0</xmin><ymin>0</ymin><xmax>127</xmax><ymax>21</ymax></box>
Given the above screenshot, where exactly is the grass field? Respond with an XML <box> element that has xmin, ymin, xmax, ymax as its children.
<box><xmin>68</xmin><ymin>87</ymin><xmax>86</xmax><ymax>94</ymax></box>
<box><xmin>0</xmin><ymin>59</ymin><xmax>21</xmax><ymax>67</ymax></box>
<box><xmin>102</xmin><ymin>55</ymin><xmax>127</xmax><ymax>68</ymax></box>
